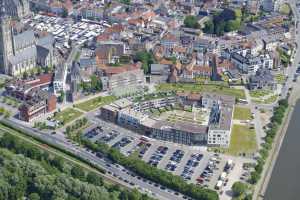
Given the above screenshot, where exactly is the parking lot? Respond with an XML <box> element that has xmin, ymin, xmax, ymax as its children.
<box><xmin>141</xmin><ymin>142</ymin><xmax>212</xmax><ymax>184</ymax></box>
<box><xmin>84</xmin><ymin>116</ymin><xmax>254</xmax><ymax>195</ymax></box>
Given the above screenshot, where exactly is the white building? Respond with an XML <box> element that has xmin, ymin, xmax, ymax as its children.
<box><xmin>53</xmin><ymin>63</ymin><xmax>67</xmax><ymax>95</ymax></box>
<box><xmin>117</xmin><ymin>108</ymin><xmax>148</xmax><ymax>129</ymax></box>
<box><xmin>207</xmin><ymin>106</ymin><xmax>234</xmax><ymax>148</ymax></box>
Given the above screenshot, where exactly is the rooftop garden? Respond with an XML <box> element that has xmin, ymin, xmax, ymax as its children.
<box><xmin>133</xmin><ymin>91</ymin><xmax>176</xmax><ymax>102</ymax></box>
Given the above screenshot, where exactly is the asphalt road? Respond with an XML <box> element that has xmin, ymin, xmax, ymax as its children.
<box><xmin>2</xmin><ymin>118</ymin><xmax>187</xmax><ymax>200</ymax></box>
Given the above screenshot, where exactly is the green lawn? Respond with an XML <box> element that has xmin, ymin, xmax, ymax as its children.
<box><xmin>253</xmin><ymin>95</ymin><xmax>278</xmax><ymax>105</ymax></box>
<box><xmin>227</xmin><ymin>125</ymin><xmax>257</xmax><ymax>156</ymax></box>
<box><xmin>275</xmin><ymin>74</ymin><xmax>286</xmax><ymax>84</ymax></box>
<box><xmin>74</xmin><ymin>96</ymin><xmax>117</xmax><ymax>112</ymax></box>
<box><xmin>156</xmin><ymin>83</ymin><xmax>245</xmax><ymax>99</ymax></box>
<box><xmin>264</xmin><ymin>95</ymin><xmax>278</xmax><ymax>104</ymax></box>
<box><xmin>249</xmin><ymin>90</ymin><xmax>271</xmax><ymax>98</ymax></box>
<box><xmin>53</xmin><ymin>108</ymin><xmax>83</xmax><ymax>126</ymax></box>
<box><xmin>233</xmin><ymin>107</ymin><xmax>252</xmax><ymax>120</ymax></box>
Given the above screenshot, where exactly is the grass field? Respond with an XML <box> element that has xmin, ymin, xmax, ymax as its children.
<box><xmin>227</xmin><ymin>125</ymin><xmax>257</xmax><ymax>156</ymax></box>
<box><xmin>253</xmin><ymin>95</ymin><xmax>278</xmax><ymax>104</ymax></box>
<box><xmin>249</xmin><ymin>90</ymin><xmax>271</xmax><ymax>98</ymax></box>
<box><xmin>53</xmin><ymin>108</ymin><xmax>83</xmax><ymax>126</ymax></box>
<box><xmin>156</xmin><ymin>83</ymin><xmax>246</xmax><ymax>99</ymax></box>
<box><xmin>75</xmin><ymin>96</ymin><xmax>117</xmax><ymax>112</ymax></box>
<box><xmin>275</xmin><ymin>74</ymin><xmax>286</xmax><ymax>84</ymax></box>
<box><xmin>233</xmin><ymin>107</ymin><xmax>252</xmax><ymax>120</ymax></box>
<box><xmin>212</xmin><ymin>125</ymin><xmax>257</xmax><ymax>156</ymax></box>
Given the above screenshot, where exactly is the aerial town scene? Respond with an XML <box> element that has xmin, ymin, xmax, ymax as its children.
<box><xmin>0</xmin><ymin>0</ymin><xmax>299</xmax><ymax>199</ymax></box>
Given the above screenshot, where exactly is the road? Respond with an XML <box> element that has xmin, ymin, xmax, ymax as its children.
<box><xmin>1</xmin><ymin>118</ymin><xmax>187</xmax><ymax>200</ymax></box>
<box><xmin>281</xmin><ymin>0</ymin><xmax>300</xmax><ymax>100</ymax></box>
<box><xmin>254</xmin><ymin>1</ymin><xmax>300</xmax><ymax>199</ymax></box>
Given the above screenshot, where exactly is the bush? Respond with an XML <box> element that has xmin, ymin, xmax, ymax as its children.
<box><xmin>231</xmin><ymin>181</ymin><xmax>247</xmax><ymax>197</ymax></box>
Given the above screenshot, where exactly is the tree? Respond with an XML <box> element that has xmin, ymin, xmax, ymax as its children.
<box><xmin>215</xmin><ymin>20</ymin><xmax>225</xmax><ymax>36</ymax></box>
<box><xmin>23</xmin><ymin>71</ymin><xmax>28</xmax><ymax>79</ymax></box>
<box><xmin>58</xmin><ymin>90</ymin><xmax>65</xmax><ymax>103</ymax></box>
<box><xmin>250</xmin><ymin>171</ymin><xmax>260</xmax><ymax>184</ymax></box>
<box><xmin>203</xmin><ymin>8</ymin><xmax>243</xmax><ymax>35</ymax></box>
<box><xmin>184</xmin><ymin>15</ymin><xmax>200</xmax><ymax>29</ymax></box>
<box><xmin>51</xmin><ymin>156</ymin><xmax>65</xmax><ymax>171</ymax></box>
<box><xmin>90</xmin><ymin>75</ymin><xmax>102</xmax><ymax>92</ymax></box>
<box><xmin>87</xmin><ymin>172</ymin><xmax>103</xmax><ymax>186</ymax></box>
<box><xmin>29</xmin><ymin>193</ymin><xmax>40</xmax><ymax>200</ymax></box>
<box><xmin>71</xmin><ymin>166</ymin><xmax>85</xmax><ymax>181</ymax></box>
<box><xmin>225</xmin><ymin>19</ymin><xmax>241</xmax><ymax>32</ymax></box>
<box><xmin>135</xmin><ymin>51</ymin><xmax>154</xmax><ymax>74</ymax></box>
<box><xmin>62</xmin><ymin>7</ymin><xmax>68</xmax><ymax>18</ymax></box>
<box><xmin>203</xmin><ymin>20</ymin><xmax>214</xmax><ymax>34</ymax></box>
<box><xmin>0</xmin><ymin>179</ymin><xmax>9</xmax><ymax>200</ymax></box>
<box><xmin>37</xmin><ymin>67</ymin><xmax>42</xmax><ymax>75</ymax></box>
<box><xmin>232</xmin><ymin>182</ymin><xmax>247</xmax><ymax>197</ymax></box>
<box><xmin>120</xmin><ymin>0</ymin><xmax>130</xmax><ymax>5</ymax></box>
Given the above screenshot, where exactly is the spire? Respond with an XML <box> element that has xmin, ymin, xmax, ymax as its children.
<box><xmin>0</xmin><ymin>0</ymin><xmax>6</xmax><ymax>19</ymax></box>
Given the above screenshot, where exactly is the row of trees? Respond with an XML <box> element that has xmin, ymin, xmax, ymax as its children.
<box><xmin>65</xmin><ymin>117</ymin><xmax>88</xmax><ymax>134</ymax></box>
<box><xmin>65</xmin><ymin>117</ymin><xmax>88</xmax><ymax>141</ymax></box>
<box><xmin>249</xmin><ymin>99</ymin><xmax>289</xmax><ymax>184</ymax></box>
<box><xmin>81</xmin><ymin>139</ymin><xmax>219</xmax><ymax>200</ymax></box>
<box><xmin>22</xmin><ymin>65</ymin><xmax>52</xmax><ymax>80</ymax></box>
<box><xmin>0</xmin><ymin>133</ymin><xmax>153</xmax><ymax>200</ymax></box>
<box><xmin>203</xmin><ymin>8</ymin><xmax>243</xmax><ymax>36</ymax></box>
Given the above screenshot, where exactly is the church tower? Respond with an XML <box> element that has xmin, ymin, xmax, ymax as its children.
<box><xmin>0</xmin><ymin>2</ymin><xmax>13</xmax><ymax>74</ymax></box>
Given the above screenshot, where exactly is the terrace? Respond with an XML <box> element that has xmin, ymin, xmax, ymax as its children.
<box><xmin>156</xmin><ymin>83</ymin><xmax>245</xmax><ymax>100</ymax></box>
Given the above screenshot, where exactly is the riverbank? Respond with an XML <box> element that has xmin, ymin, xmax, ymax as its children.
<box><xmin>254</xmin><ymin>86</ymin><xmax>300</xmax><ymax>199</ymax></box>
<box><xmin>254</xmin><ymin>104</ymin><xmax>294</xmax><ymax>199</ymax></box>
<box><xmin>263</xmin><ymin>100</ymin><xmax>300</xmax><ymax>199</ymax></box>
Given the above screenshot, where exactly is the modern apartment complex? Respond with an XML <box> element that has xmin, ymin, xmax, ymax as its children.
<box><xmin>100</xmin><ymin>92</ymin><xmax>235</xmax><ymax>147</ymax></box>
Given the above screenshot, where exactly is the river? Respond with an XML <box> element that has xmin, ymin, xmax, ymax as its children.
<box><xmin>265</xmin><ymin>100</ymin><xmax>300</xmax><ymax>200</ymax></box>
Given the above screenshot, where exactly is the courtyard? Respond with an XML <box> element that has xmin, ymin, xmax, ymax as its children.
<box><xmin>158</xmin><ymin>109</ymin><xmax>210</xmax><ymax>126</ymax></box>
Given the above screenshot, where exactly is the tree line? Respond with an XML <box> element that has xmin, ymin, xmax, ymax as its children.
<box><xmin>0</xmin><ymin>133</ymin><xmax>153</xmax><ymax>200</ymax></box>
<box><xmin>249</xmin><ymin>99</ymin><xmax>289</xmax><ymax>184</ymax></box>
<box><xmin>81</xmin><ymin>139</ymin><xmax>219</xmax><ymax>200</ymax></box>
<box><xmin>203</xmin><ymin>8</ymin><xmax>243</xmax><ymax>36</ymax></box>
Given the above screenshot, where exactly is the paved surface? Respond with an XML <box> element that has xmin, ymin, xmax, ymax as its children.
<box><xmin>3</xmin><ymin>118</ymin><xmax>187</xmax><ymax>200</ymax></box>
<box><xmin>253</xmin><ymin>1</ymin><xmax>300</xmax><ymax>199</ymax></box>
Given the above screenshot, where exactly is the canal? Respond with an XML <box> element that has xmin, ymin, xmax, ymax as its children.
<box><xmin>265</xmin><ymin>100</ymin><xmax>300</xmax><ymax>200</ymax></box>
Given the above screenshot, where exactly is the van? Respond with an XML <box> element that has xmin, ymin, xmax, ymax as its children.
<box><xmin>215</xmin><ymin>180</ymin><xmax>223</xmax><ymax>190</ymax></box>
